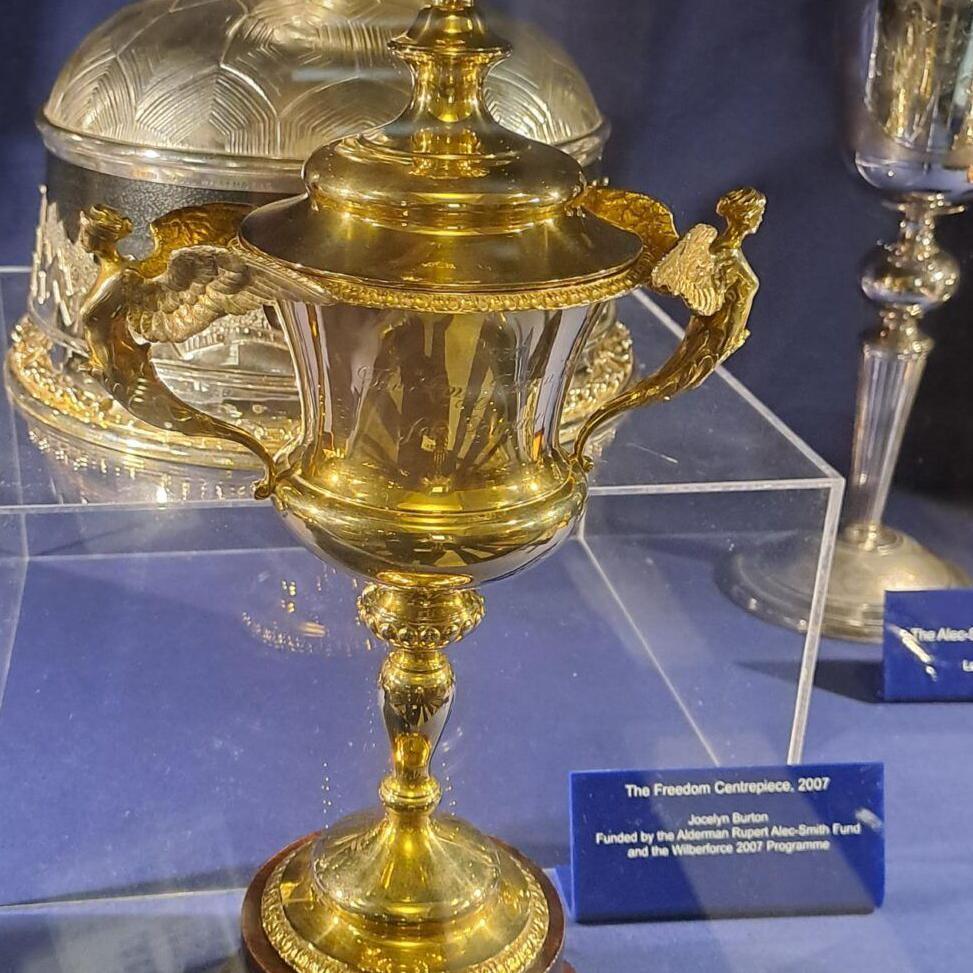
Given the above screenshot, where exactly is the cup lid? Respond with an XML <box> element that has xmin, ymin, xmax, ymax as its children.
<box><xmin>239</xmin><ymin>0</ymin><xmax>644</xmax><ymax>310</ymax></box>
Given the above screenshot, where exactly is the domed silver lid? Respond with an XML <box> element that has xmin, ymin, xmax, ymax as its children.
<box><xmin>39</xmin><ymin>0</ymin><xmax>609</xmax><ymax>192</ymax></box>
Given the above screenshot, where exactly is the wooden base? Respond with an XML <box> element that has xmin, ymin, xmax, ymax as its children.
<box><xmin>241</xmin><ymin>833</ymin><xmax>573</xmax><ymax>973</ymax></box>
<box><xmin>241</xmin><ymin>836</ymin><xmax>309</xmax><ymax>973</ymax></box>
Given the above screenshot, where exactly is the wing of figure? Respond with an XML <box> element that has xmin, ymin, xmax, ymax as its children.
<box><xmin>650</xmin><ymin>223</ymin><xmax>725</xmax><ymax>317</ymax></box>
<box><xmin>119</xmin><ymin>243</ymin><xmax>280</xmax><ymax>344</ymax></box>
<box><xmin>77</xmin><ymin>202</ymin><xmax>318</xmax><ymax>497</ymax></box>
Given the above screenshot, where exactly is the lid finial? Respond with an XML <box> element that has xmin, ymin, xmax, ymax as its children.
<box><xmin>386</xmin><ymin>0</ymin><xmax>512</xmax><ymax>167</ymax></box>
<box><xmin>239</xmin><ymin>0</ymin><xmax>645</xmax><ymax>302</ymax></box>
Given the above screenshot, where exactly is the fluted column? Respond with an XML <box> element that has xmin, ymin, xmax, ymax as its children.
<box><xmin>843</xmin><ymin>195</ymin><xmax>959</xmax><ymax>538</ymax></box>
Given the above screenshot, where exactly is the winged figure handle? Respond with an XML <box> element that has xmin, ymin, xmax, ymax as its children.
<box><xmin>573</xmin><ymin>186</ymin><xmax>766</xmax><ymax>466</ymax></box>
<box><xmin>78</xmin><ymin>203</ymin><xmax>327</xmax><ymax>498</ymax></box>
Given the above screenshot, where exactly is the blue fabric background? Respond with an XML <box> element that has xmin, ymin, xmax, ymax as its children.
<box><xmin>2</xmin><ymin>0</ymin><xmax>972</xmax><ymax>489</ymax></box>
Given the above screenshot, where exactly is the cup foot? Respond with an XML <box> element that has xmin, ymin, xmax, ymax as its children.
<box><xmin>721</xmin><ymin>527</ymin><xmax>971</xmax><ymax>643</ymax></box>
<box><xmin>242</xmin><ymin>831</ymin><xmax>567</xmax><ymax>973</ymax></box>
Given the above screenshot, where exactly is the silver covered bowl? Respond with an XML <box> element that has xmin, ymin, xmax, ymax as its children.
<box><xmin>10</xmin><ymin>0</ymin><xmax>626</xmax><ymax>468</ymax></box>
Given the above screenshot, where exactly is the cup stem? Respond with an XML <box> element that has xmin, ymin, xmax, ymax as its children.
<box><xmin>844</xmin><ymin>197</ymin><xmax>959</xmax><ymax>540</ymax></box>
<box><xmin>357</xmin><ymin>581</ymin><xmax>486</xmax><ymax>822</ymax></box>
<box><xmin>843</xmin><ymin>312</ymin><xmax>932</xmax><ymax>534</ymax></box>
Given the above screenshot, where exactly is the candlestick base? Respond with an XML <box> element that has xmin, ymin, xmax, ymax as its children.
<box><xmin>723</xmin><ymin>525</ymin><xmax>971</xmax><ymax>644</ymax></box>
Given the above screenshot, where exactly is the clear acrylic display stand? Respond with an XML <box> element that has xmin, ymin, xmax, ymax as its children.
<box><xmin>0</xmin><ymin>270</ymin><xmax>843</xmax><ymax>971</ymax></box>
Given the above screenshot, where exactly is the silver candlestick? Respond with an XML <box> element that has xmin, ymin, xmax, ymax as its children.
<box><xmin>725</xmin><ymin>0</ymin><xmax>972</xmax><ymax>642</ymax></box>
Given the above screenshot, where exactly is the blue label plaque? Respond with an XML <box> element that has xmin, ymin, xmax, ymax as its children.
<box><xmin>884</xmin><ymin>590</ymin><xmax>973</xmax><ymax>701</ymax></box>
<box><xmin>558</xmin><ymin>763</ymin><xmax>884</xmax><ymax>923</ymax></box>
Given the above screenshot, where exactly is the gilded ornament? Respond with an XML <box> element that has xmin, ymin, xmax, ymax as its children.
<box><xmin>77</xmin><ymin>3</ymin><xmax>765</xmax><ymax>970</ymax></box>
<box><xmin>12</xmin><ymin>0</ymin><xmax>626</xmax><ymax>471</ymax></box>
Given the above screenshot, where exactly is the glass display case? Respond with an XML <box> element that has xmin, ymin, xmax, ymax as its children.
<box><xmin>0</xmin><ymin>270</ymin><xmax>843</xmax><ymax>970</ymax></box>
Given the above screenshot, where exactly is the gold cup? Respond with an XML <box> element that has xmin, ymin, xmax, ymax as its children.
<box><xmin>78</xmin><ymin>2</ymin><xmax>764</xmax><ymax>970</ymax></box>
